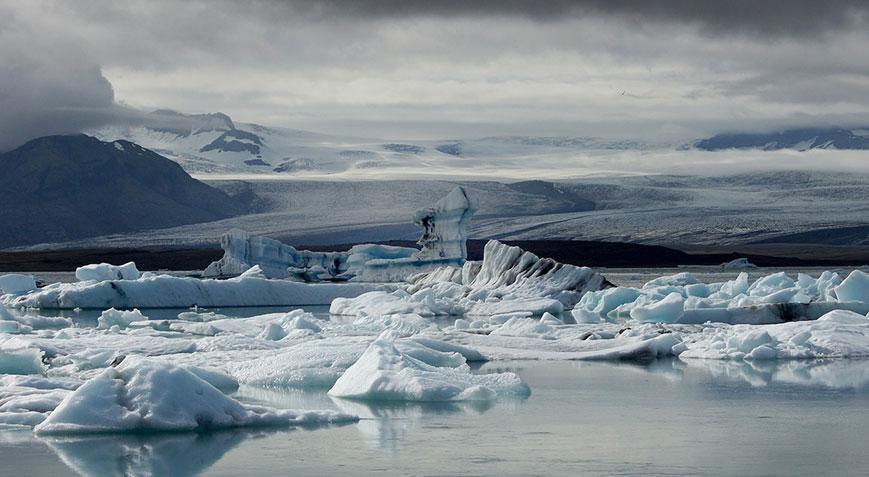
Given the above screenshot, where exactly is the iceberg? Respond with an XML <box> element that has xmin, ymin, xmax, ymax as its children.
<box><xmin>34</xmin><ymin>361</ymin><xmax>357</xmax><ymax>434</ymax></box>
<box><xmin>0</xmin><ymin>274</ymin><xmax>37</xmax><ymax>295</ymax></box>
<box><xmin>720</xmin><ymin>258</ymin><xmax>758</xmax><ymax>270</ymax></box>
<box><xmin>413</xmin><ymin>185</ymin><xmax>475</xmax><ymax>262</ymax></box>
<box><xmin>97</xmin><ymin>308</ymin><xmax>148</xmax><ymax>330</ymax></box>
<box><xmin>4</xmin><ymin>272</ymin><xmax>396</xmax><ymax>309</ymax></box>
<box><xmin>328</xmin><ymin>331</ymin><xmax>529</xmax><ymax>401</ymax></box>
<box><xmin>203</xmin><ymin>229</ymin><xmax>354</xmax><ymax>280</ymax></box>
<box><xmin>203</xmin><ymin>187</ymin><xmax>475</xmax><ymax>283</ymax></box>
<box><xmin>332</xmin><ymin>240</ymin><xmax>610</xmax><ymax>317</ymax></box>
<box><xmin>75</xmin><ymin>262</ymin><xmax>140</xmax><ymax>282</ymax></box>
<box><xmin>573</xmin><ymin>270</ymin><xmax>869</xmax><ymax>325</ymax></box>
<box><xmin>680</xmin><ymin>310</ymin><xmax>869</xmax><ymax>360</ymax></box>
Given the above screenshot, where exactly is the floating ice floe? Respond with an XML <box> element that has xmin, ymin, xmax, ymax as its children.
<box><xmin>720</xmin><ymin>258</ymin><xmax>758</xmax><ymax>270</ymax></box>
<box><xmin>75</xmin><ymin>262</ymin><xmax>140</xmax><ymax>282</ymax></box>
<box><xmin>0</xmin><ymin>338</ymin><xmax>47</xmax><ymax>375</ymax></box>
<box><xmin>332</xmin><ymin>240</ymin><xmax>610</xmax><ymax>318</ymax></box>
<box><xmin>3</xmin><ymin>272</ymin><xmax>396</xmax><ymax>309</ymax></box>
<box><xmin>0</xmin><ymin>274</ymin><xmax>37</xmax><ymax>295</ymax></box>
<box><xmin>680</xmin><ymin>309</ymin><xmax>869</xmax><ymax>360</ymax></box>
<box><xmin>328</xmin><ymin>331</ymin><xmax>529</xmax><ymax>401</ymax></box>
<box><xmin>573</xmin><ymin>270</ymin><xmax>869</xmax><ymax>325</ymax></box>
<box><xmin>33</xmin><ymin>360</ymin><xmax>357</xmax><ymax>434</ymax></box>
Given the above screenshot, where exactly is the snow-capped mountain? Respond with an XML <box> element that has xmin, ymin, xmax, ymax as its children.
<box><xmin>695</xmin><ymin>127</ymin><xmax>869</xmax><ymax>151</ymax></box>
<box><xmin>91</xmin><ymin>110</ymin><xmax>663</xmax><ymax>175</ymax></box>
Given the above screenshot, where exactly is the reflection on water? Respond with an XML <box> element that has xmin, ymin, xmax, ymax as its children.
<box><xmin>332</xmin><ymin>398</ymin><xmax>498</xmax><ymax>453</ymax></box>
<box><xmin>690</xmin><ymin>358</ymin><xmax>869</xmax><ymax>390</ymax></box>
<box><xmin>6</xmin><ymin>359</ymin><xmax>869</xmax><ymax>476</ymax></box>
<box><xmin>40</xmin><ymin>431</ymin><xmax>254</xmax><ymax>477</ymax></box>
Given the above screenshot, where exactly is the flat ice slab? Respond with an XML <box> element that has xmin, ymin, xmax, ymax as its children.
<box><xmin>4</xmin><ymin>273</ymin><xmax>398</xmax><ymax>309</ymax></box>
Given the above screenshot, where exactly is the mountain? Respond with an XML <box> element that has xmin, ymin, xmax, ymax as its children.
<box><xmin>695</xmin><ymin>127</ymin><xmax>869</xmax><ymax>151</ymax></box>
<box><xmin>0</xmin><ymin>135</ymin><xmax>253</xmax><ymax>249</ymax></box>
<box><xmin>90</xmin><ymin>110</ymin><xmax>663</xmax><ymax>175</ymax></box>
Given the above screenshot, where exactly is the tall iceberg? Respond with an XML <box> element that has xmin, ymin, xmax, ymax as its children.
<box><xmin>413</xmin><ymin>186</ymin><xmax>475</xmax><ymax>262</ymax></box>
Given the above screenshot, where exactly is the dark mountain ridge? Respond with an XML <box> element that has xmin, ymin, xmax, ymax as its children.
<box><xmin>0</xmin><ymin>135</ymin><xmax>253</xmax><ymax>248</ymax></box>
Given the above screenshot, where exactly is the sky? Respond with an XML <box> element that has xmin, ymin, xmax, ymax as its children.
<box><xmin>1</xmin><ymin>0</ymin><xmax>869</xmax><ymax>150</ymax></box>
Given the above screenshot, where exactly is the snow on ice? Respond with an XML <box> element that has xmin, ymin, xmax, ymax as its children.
<box><xmin>34</xmin><ymin>360</ymin><xmax>356</xmax><ymax>434</ymax></box>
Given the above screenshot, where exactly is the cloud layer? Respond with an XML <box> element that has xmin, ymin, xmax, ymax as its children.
<box><xmin>1</xmin><ymin>0</ymin><xmax>868</xmax><ymax>149</ymax></box>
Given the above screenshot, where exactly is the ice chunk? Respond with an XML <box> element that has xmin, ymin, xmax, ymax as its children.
<box><xmin>97</xmin><ymin>308</ymin><xmax>147</xmax><ymax>330</ymax></box>
<box><xmin>630</xmin><ymin>292</ymin><xmax>685</xmax><ymax>323</ymax></box>
<box><xmin>0</xmin><ymin>274</ymin><xmax>37</xmax><ymax>294</ymax></box>
<box><xmin>490</xmin><ymin>317</ymin><xmax>557</xmax><ymax>340</ymax></box>
<box><xmin>5</xmin><ymin>273</ymin><xmax>394</xmax><ymax>309</ymax></box>
<box><xmin>720</xmin><ymin>258</ymin><xmax>758</xmax><ymax>270</ymax></box>
<box><xmin>681</xmin><ymin>310</ymin><xmax>869</xmax><ymax>360</ymax></box>
<box><xmin>334</xmin><ymin>240</ymin><xmax>609</xmax><ymax>318</ymax></box>
<box><xmin>0</xmin><ymin>339</ymin><xmax>46</xmax><ymax>375</ymax></box>
<box><xmin>643</xmin><ymin>272</ymin><xmax>699</xmax><ymax>289</ymax></box>
<box><xmin>328</xmin><ymin>332</ymin><xmax>529</xmax><ymax>401</ymax></box>
<box><xmin>203</xmin><ymin>229</ymin><xmax>349</xmax><ymax>280</ymax></box>
<box><xmin>575</xmin><ymin>269</ymin><xmax>868</xmax><ymax>325</ymax></box>
<box><xmin>257</xmin><ymin>310</ymin><xmax>322</xmax><ymax>340</ymax></box>
<box><xmin>413</xmin><ymin>186</ymin><xmax>476</xmax><ymax>262</ymax></box>
<box><xmin>835</xmin><ymin>270</ymin><xmax>869</xmax><ymax>302</ymax></box>
<box><xmin>34</xmin><ymin>361</ymin><xmax>357</xmax><ymax>434</ymax></box>
<box><xmin>75</xmin><ymin>262</ymin><xmax>140</xmax><ymax>282</ymax></box>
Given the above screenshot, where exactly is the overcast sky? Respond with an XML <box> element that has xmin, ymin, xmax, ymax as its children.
<box><xmin>1</xmin><ymin>0</ymin><xmax>869</xmax><ymax>149</ymax></box>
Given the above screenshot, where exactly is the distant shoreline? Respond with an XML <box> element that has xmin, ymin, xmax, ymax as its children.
<box><xmin>0</xmin><ymin>240</ymin><xmax>865</xmax><ymax>273</ymax></box>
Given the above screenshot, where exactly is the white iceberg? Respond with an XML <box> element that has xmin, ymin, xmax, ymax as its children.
<box><xmin>76</xmin><ymin>262</ymin><xmax>140</xmax><ymax>282</ymax></box>
<box><xmin>34</xmin><ymin>361</ymin><xmax>357</xmax><ymax>434</ymax></box>
<box><xmin>333</xmin><ymin>240</ymin><xmax>610</xmax><ymax>317</ymax></box>
<box><xmin>204</xmin><ymin>187</ymin><xmax>475</xmax><ymax>283</ymax></box>
<box><xmin>97</xmin><ymin>308</ymin><xmax>147</xmax><ymax>330</ymax></box>
<box><xmin>203</xmin><ymin>228</ymin><xmax>354</xmax><ymax>280</ymax></box>
<box><xmin>0</xmin><ymin>274</ymin><xmax>37</xmax><ymax>295</ymax></box>
<box><xmin>573</xmin><ymin>270</ymin><xmax>869</xmax><ymax>325</ymax></box>
<box><xmin>4</xmin><ymin>272</ymin><xmax>395</xmax><ymax>309</ymax></box>
<box><xmin>0</xmin><ymin>339</ymin><xmax>47</xmax><ymax>375</ymax></box>
<box><xmin>328</xmin><ymin>331</ymin><xmax>529</xmax><ymax>401</ymax></box>
<box><xmin>720</xmin><ymin>258</ymin><xmax>758</xmax><ymax>270</ymax></box>
<box><xmin>681</xmin><ymin>309</ymin><xmax>869</xmax><ymax>360</ymax></box>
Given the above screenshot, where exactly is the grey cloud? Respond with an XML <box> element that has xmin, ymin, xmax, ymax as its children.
<box><xmin>279</xmin><ymin>0</ymin><xmax>868</xmax><ymax>37</ymax></box>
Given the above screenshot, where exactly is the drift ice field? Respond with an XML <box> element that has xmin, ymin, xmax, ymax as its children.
<box><xmin>1</xmin><ymin>187</ymin><xmax>868</xmax><ymax>475</ymax></box>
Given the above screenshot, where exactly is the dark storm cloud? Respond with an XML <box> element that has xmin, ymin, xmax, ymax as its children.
<box><xmin>283</xmin><ymin>0</ymin><xmax>868</xmax><ymax>37</ymax></box>
<box><xmin>2</xmin><ymin>0</ymin><xmax>869</xmax><ymax>147</ymax></box>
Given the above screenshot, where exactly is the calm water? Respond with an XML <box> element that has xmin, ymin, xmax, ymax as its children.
<box><xmin>3</xmin><ymin>359</ymin><xmax>869</xmax><ymax>476</ymax></box>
